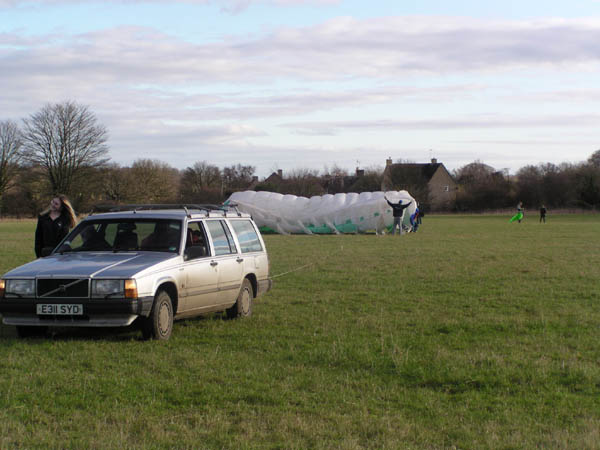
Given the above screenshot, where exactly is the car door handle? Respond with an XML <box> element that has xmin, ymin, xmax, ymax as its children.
<box><xmin>210</xmin><ymin>261</ymin><xmax>218</xmax><ymax>267</ymax></box>
<box><xmin>236</xmin><ymin>257</ymin><xmax>244</xmax><ymax>263</ymax></box>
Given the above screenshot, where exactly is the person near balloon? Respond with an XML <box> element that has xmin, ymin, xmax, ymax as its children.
<box><xmin>385</xmin><ymin>196</ymin><xmax>412</xmax><ymax>235</ymax></box>
<box><xmin>410</xmin><ymin>207</ymin><xmax>421</xmax><ymax>232</ymax></box>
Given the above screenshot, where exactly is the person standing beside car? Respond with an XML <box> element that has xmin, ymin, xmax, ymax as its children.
<box><xmin>34</xmin><ymin>195</ymin><xmax>77</xmax><ymax>257</ymax></box>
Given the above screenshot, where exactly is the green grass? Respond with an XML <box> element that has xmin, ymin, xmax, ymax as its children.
<box><xmin>1</xmin><ymin>215</ymin><xmax>599</xmax><ymax>448</ymax></box>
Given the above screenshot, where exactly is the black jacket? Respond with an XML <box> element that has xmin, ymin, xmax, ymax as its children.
<box><xmin>35</xmin><ymin>213</ymin><xmax>71</xmax><ymax>257</ymax></box>
<box><xmin>386</xmin><ymin>199</ymin><xmax>412</xmax><ymax>217</ymax></box>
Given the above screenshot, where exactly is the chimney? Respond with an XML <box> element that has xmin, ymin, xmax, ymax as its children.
<box><xmin>356</xmin><ymin>168</ymin><xmax>364</xmax><ymax>177</ymax></box>
<box><xmin>277</xmin><ymin>169</ymin><xmax>283</xmax><ymax>178</ymax></box>
<box><xmin>386</xmin><ymin>157</ymin><xmax>393</xmax><ymax>167</ymax></box>
<box><xmin>431</xmin><ymin>158</ymin><xmax>438</xmax><ymax>164</ymax></box>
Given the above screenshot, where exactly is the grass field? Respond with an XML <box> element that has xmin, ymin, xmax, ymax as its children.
<box><xmin>1</xmin><ymin>215</ymin><xmax>599</xmax><ymax>449</ymax></box>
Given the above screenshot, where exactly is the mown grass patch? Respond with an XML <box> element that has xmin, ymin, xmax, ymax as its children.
<box><xmin>1</xmin><ymin>215</ymin><xmax>599</xmax><ymax>448</ymax></box>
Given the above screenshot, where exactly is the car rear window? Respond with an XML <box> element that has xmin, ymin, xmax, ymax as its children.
<box><xmin>230</xmin><ymin>220</ymin><xmax>263</xmax><ymax>253</ymax></box>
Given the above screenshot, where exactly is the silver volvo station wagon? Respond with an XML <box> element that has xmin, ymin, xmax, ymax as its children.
<box><xmin>0</xmin><ymin>205</ymin><xmax>272</xmax><ymax>340</ymax></box>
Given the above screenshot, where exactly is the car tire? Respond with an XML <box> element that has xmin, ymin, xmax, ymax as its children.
<box><xmin>16</xmin><ymin>326</ymin><xmax>48</xmax><ymax>338</ymax></box>
<box><xmin>227</xmin><ymin>278</ymin><xmax>253</xmax><ymax>319</ymax></box>
<box><xmin>141</xmin><ymin>290</ymin><xmax>173</xmax><ymax>340</ymax></box>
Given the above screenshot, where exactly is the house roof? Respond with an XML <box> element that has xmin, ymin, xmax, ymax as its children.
<box><xmin>385</xmin><ymin>163</ymin><xmax>445</xmax><ymax>184</ymax></box>
<box><xmin>263</xmin><ymin>172</ymin><xmax>283</xmax><ymax>184</ymax></box>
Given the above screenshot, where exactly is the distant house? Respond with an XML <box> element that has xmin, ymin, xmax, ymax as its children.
<box><xmin>323</xmin><ymin>167</ymin><xmax>368</xmax><ymax>193</ymax></box>
<box><xmin>256</xmin><ymin>169</ymin><xmax>324</xmax><ymax>197</ymax></box>
<box><xmin>382</xmin><ymin>158</ymin><xmax>456</xmax><ymax>211</ymax></box>
<box><xmin>263</xmin><ymin>169</ymin><xmax>284</xmax><ymax>187</ymax></box>
<box><xmin>243</xmin><ymin>175</ymin><xmax>260</xmax><ymax>191</ymax></box>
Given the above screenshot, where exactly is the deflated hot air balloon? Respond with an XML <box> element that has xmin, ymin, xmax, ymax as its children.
<box><xmin>225</xmin><ymin>191</ymin><xmax>417</xmax><ymax>234</ymax></box>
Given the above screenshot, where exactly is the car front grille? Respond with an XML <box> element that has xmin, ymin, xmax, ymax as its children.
<box><xmin>37</xmin><ymin>279</ymin><xmax>89</xmax><ymax>298</ymax></box>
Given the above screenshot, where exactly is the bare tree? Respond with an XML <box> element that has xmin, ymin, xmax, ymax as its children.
<box><xmin>323</xmin><ymin>164</ymin><xmax>348</xmax><ymax>178</ymax></box>
<box><xmin>21</xmin><ymin>101</ymin><xmax>109</xmax><ymax>195</ymax></box>
<box><xmin>182</xmin><ymin>161</ymin><xmax>221</xmax><ymax>190</ymax></box>
<box><xmin>282</xmin><ymin>167</ymin><xmax>324</xmax><ymax>197</ymax></box>
<box><xmin>322</xmin><ymin>164</ymin><xmax>348</xmax><ymax>193</ymax></box>
<box><xmin>347</xmin><ymin>165</ymin><xmax>385</xmax><ymax>193</ymax></box>
<box><xmin>575</xmin><ymin>162</ymin><xmax>600</xmax><ymax>208</ymax></box>
<box><xmin>222</xmin><ymin>164</ymin><xmax>256</xmax><ymax>195</ymax></box>
<box><xmin>95</xmin><ymin>163</ymin><xmax>132</xmax><ymax>204</ymax></box>
<box><xmin>180</xmin><ymin>161</ymin><xmax>221</xmax><ymax>203</ymax></box>
<box><xmin>454</xmin><ymin>160</ymin><xmax>511</xmax><ymax>211</ymax></box>
<box><xmin>128</xmin><ymin>159</ymin><xmax>180</xmax><ymax>203</ymax></box>
<box><xmin>0</xmin><ymin>120</ymin><xmax>24</xmax><ymax>212</ymax></box>
<box><xmin>588</xmin><ymin>149</ymin><xmax>600</xmax><ymax>168</ymax></box>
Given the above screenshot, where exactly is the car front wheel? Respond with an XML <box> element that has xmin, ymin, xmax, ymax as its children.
<box><xmin>142</xmin><ymin>290</ymin><xmax>173</xmax><ymax>340</ymax></box>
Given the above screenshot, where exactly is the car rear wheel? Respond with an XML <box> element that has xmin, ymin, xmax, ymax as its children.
<box><xmin>141</xmin><ymin>290</ymin><xmax>173</xmax><ymax>340</ymax></box>
<box><xmin>227</xmin><ymin>278</ymin><xmax>253</xmax><ymax>319</ymax></box>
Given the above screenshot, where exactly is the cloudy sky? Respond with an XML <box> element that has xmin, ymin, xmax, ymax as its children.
<box><xmin>2</xmin><ymin>0</ymin><xmax>600</xmax><ymax>177</ymax></box>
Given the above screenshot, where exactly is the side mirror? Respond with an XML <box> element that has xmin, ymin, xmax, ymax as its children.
<box><xmin>184</xmin><ymin>246</ymin><xmax>207</xmax><ymax>261</ymax></box>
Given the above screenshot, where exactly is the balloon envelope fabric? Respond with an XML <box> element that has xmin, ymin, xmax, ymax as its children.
<box><xmin>226</xmin><ymin>191</ymin><xmax>417</xmax><ymax>234</ymax></box>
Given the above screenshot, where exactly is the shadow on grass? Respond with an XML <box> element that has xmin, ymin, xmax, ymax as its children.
<box><xmin>0</xmin><ymin>312</ymin><xmax>228</xmax><ymax>342</ymax></box>
<box><xmin>0</xmin><ymin>323</ymin><xmax>142</xmax><ymax>342</ymax></box>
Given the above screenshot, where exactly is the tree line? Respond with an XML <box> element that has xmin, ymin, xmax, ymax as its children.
<box><xmin>1</xmin><ymin>101</ymin><xmax>599</xmax><ymax>217</ymax></box>
<box><xmin>452</xmin><ymin>155</ymin><xmax>600</xmax><ymax>212</ymax></box>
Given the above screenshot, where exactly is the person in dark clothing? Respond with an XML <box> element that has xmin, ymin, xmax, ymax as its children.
<box><xmin>35</xmin><ymin>195</ymin><xmax>77</xmax><ymax>257</ymax></box>
<box><xmin>410</xmin><ymin>208</ymin><xmax>420</xmax><ymax>232</ymax></box>
<box><xmin>540</xmin><ymin>205</ymin><xmax>547</xmax><ymax>223</ymax></box>
<box><xmin>385</xmin><ymin>196</ymin><xmax>412</xmax><ymax>235</ymax></box>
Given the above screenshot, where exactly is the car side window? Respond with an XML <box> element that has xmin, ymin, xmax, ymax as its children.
<box><xmin>205</xmin><ymin>220</ymin><xmax>236</xmax><ymax>256</ymax></box>
<box><xmin>185</xmin><ymin>221</ymin><xmax>210</xmax><ymax>259</ymax></box>
<box><xmin>221</xmin><ymin>221</ymin><xmax>238</xmax><ymax>254</ymax></box>
<box><xmin>230</xmin><ymin>220</ymin><xmax>263</xmax><ymax>253</ymax></box>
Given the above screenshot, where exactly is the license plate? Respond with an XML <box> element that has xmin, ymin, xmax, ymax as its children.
<box><xmin>37</xmin><ymin>304</ymin><xmax>83</xmax><ymax>315</ymax></box>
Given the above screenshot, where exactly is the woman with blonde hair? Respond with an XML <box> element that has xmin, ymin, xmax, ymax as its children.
<box><xmin>34</xmin><ymin>194</ymin><xmax>77</xmax><ymax>257</ymax></box>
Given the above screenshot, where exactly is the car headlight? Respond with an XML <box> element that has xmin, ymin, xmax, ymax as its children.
<box><xmin>92</xmin><ymin>279</ymin><xmax>138</xmax><ymax>299</ymax></box>
<box><xmin>4</xmin><ymin>279</ymin><xmax>35</xmax><ymax>297</ymax></box>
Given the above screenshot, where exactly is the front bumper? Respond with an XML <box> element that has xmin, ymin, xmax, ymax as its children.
<box><xmin>0</xmin><ymin>296</ymin><xmax>154</xmax><ymax>327</ymax></box>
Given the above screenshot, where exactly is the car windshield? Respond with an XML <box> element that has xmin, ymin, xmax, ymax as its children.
<box><xmin>55</xmin><ymin>219</ymin><xmax>183</xmax><ymax>253</ymax></box>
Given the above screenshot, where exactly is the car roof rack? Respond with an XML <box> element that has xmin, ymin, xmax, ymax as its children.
<box><xmin>90</xmin><ymin>203</ymin><xmax>233</xmax><ymax>216</ymax></box>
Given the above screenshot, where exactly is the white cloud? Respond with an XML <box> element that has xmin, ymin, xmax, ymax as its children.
<box><xmin>281</xmin><ymin>114</ymin><xmax>600</xmax><ymax>135</ymax></box>
<box><xmin>0</xmin><ymin>0</ymin><xmax>339</xmax><ymax>10</ymax></box>
<box><xmin>2</xmin><ymin>15</ymin><xmax>600</xmax><ymax>174</ymax></box>
<box><xmin>3</xmin><ymin>17</ymin><xmax>600</xmax><ymax>91</ymax></box>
